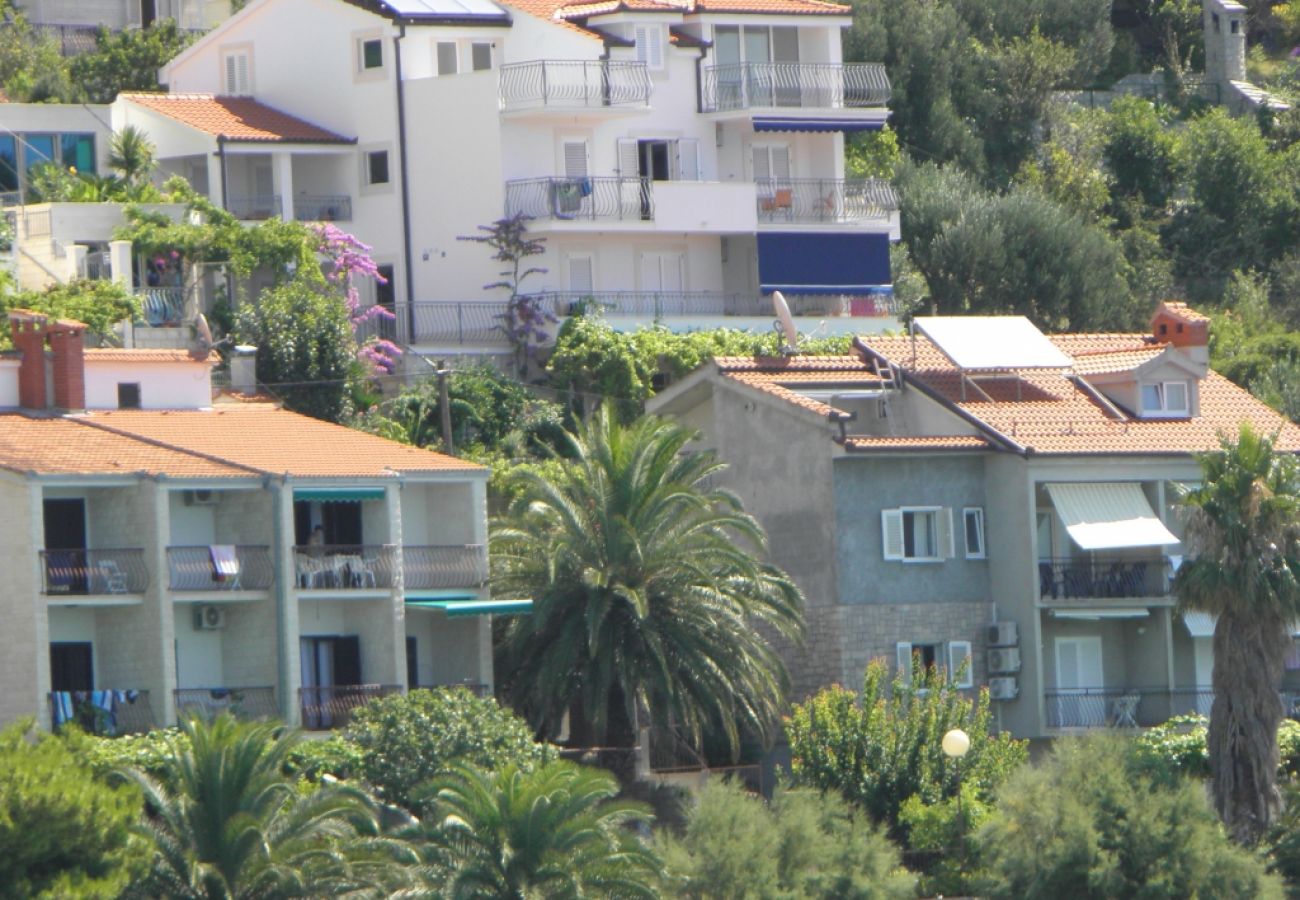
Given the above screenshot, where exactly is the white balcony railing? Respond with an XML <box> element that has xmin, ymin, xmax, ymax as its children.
<box><xmin>754</xmin><ymin>178</ymin><xmax>898</xmax><ymax>224</ymax></box>
<box><xmin>505</xmin><ymin>177</ymin><xmax>652</xmax><ymax>222</ymax></box>
<box><xmin>499</xmin><ymin>60</ymin><xmax>652</xmax><ymax>111</ymax></box>
<box><xmin>701</xmin><ymin>62</ymin><xmax>891</xmax><ymax>113</ymax></box>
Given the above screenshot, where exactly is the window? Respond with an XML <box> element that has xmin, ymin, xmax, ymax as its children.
<box><xmin>366</xmin><ymin>150</ymin><xmax>389</xmax><ymax>185</ymax></box>
<box><xmin>436</xmin><ymin>41</ymin><xmax>458</xmax><ymax>75</ymax></box>
<box><xmin>361</xmin><ymin>38</ymin><xmax>383</xmax><ymax>70</ymax></box>
<box><xmin>948</xmin><ymin>641</ymin><xmax>974</xmax><ymax>688</ymax></box>
<box><xmin>1231</xmin><ymin>19</ymin><xmax>1239</xmax><ymax>34</ymax></box>
<box><xmin>881</xmin><ymin>507</ymin><xmax>954</xmax><ymax>562</ymax></box>
<box><xmin>634</xmin><ymin>25</ymin><xmax>664</xmax><ymax>69</ymax></box>
<box><xmin>221</xmin><ymin>49</ymin><xmax>251</xmax><ymax>95</ymax></box>
<box><xmin>471</xmin><ymin>41</ymin><xmax>493</xmax><ymax>71</ymax></box>
<box><xmin>567</xmin><ymin>254</ymin><xmax>594</xmax><ymax>294</ymax></box>
<box><xmin>24</xmin><ymin>134</ymin><xmax>55</xmax><ymax>174</ymax></box>
<box><xmin>60</xmin><ymin>134</ymin><xmax>95</xmax><ymax>174</ymax></box>
<box><xmin>117</xmin><ymin>383</ymin><xmax>141</xmax><ymax>409</ymax></box>
<box><xmin>896</xmin><ymin>641</ymin><xmax>973</xmax><ymax>687</ymax></box>
<box><xmin>1141</xmin><ymin>381</ymin><xmax>1189</xmax><ymax>417</ymax></box>
<box><xmin>964</xmin><ymin>507</ymin><xmax>986</xmax><ymax>559</ymax></box>
<box><xmin>0</xmin><ymin>135</ymin><xmax>16</xmax><ymax>194</ymax></box>
<box><xmin>1212</xmin><ymin>12</ymin><xmax>1220</xmax><ymax>32</ymax></box>
<box><xmin>751</xmin><ymin>144</ymin><xmax>791</xmax><ymax>182</ymax></box>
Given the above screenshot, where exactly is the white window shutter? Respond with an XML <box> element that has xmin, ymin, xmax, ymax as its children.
<box><xmin>752</xmin><ymin>145</ymin><xmax>770</xmax><ymax>181</ymax></box>
<box><xmin>563</xmin><ymin>140</ymin><xmax>589</xmax><ymax>178</ymax></box>
<box><xmin>636</xmin><ymin>25</ymin><xmax>663</xmax><ymax>68</ymax></box>
<box><xmin>948</xmin><ymin>641</ymin><xmax>973</xmax><ymax>688</ymax></box>
<box><xmin>896</xmin><ymin>642</ymin><xmax>913</xmax><ymax>684</ymax></box>
<box><xmin>938</xmin><ymin>508</ymin><xmax>955</xmax><ymax>559</ymax></box>
<box><xmin>675</xmin><ymin>138</ymin><xmax>699</xmax><ymax>181</ymax></box>
<box><xmin>236</xmin><ymin>55</ymin><xmax>249</xmax><ymax>93</ymax></box>
<box><xmin>771</xmin><ymin>145</ymin><xmax>791</xmax><ymax>180</ymax></box>
<box><xmin>568</xmin><ymin>255</ymin><xmax>593</xmax><ymax>293</ymax></box>
<box><xmin>617</xmin><ymin>138</ymin><xmax>640</xmax><ymax>178</ymax></box>
<box><xmin>881</xmin><ymin>509</ymin><xmax>904</xmax><ymax>560</ymax></box>
<box><xmin>224</xmin><ymin>54</ymin><xmax>237</xmax><ymax>93</ymax></box>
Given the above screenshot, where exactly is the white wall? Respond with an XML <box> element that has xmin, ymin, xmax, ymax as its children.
<box><xmin>85</xmin><ymin>361</ymin><xmax>213</xmax><ymax>409</ymax></box>
<box><xmin>169</xmin><ymin>492</ymin><xmax>217</xmax><ymax>545</ymax></box>
<box><xmin>174</xmin><ymin>608</ymin><xmax>225</xmax><ymax>687</ymax></box>
<box><xmin>0</xmin><ymin>361</ymin><xmax>20</xmax><ymax>409</ymax></box>
<box><xmin>48</xmin><ymin>607</ymin><xmax>96</xmax><ymax>643</ymax></box>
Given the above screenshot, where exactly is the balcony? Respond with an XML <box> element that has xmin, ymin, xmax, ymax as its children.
<box><xmin>505</xmin><ymin>177</ymin><xmax>652</xmax><ymax>223</ymax></box>
<box><xmin>136</xmin><ymin>286</ymin><xmax>185</xmax><ymax>326</ymax></box>
<box><xmin>499</xmin><ymin>60</ymin><xmax>653</xmax><ymax>112</ymax></box>
<box><xmin>293</xmin><ymin>194</ymin><xmax>352</xmax><ymax>222</ymax></box>
<box><xmin>293</xmin><ymin>544</ymin><xmax>397</xmax><ymax>591</ymax></box>
<box><xmin>410</xmin><ymin>300</ymin><xmax>510</xmax><ymax>346</ymax></box>
<box><xmin>522</xmin><ymin>290</ymin><xmax>909</xmax><ymax>320</ymax></box>
<box><xmin>227</xmin><ymin>193</ymin><xmax>282</xmax><ymax>220</ymax></box>
<box><xmin>41</xmin><ymin>548</ymin><xmax>148</xmax><ymax>597</ymax></box>
<box><xmin>175</xmin><ymin>686</ymin><xmax>278</xmax><ymax>721</ymax></box>
<box><xmin>700</xmin><ymin>62</ymin><xmax>890</xmax><ymax>113</ymax></box>
<box><xmin>49</xmin><ymin>689</ymin><xmax>153</xmax><ymax>735</ymax></box>
<box><xmin>755</xmin><ymin>178</ymin><xmax>898</xmax><ymax>225</ymax></box>
<box><xmin>413</xmin><ymin>682</ymin><xmax>493</xmax><ymax>698</ymax></box>
<box><xmin>1044</xmin><ymin>687</ymin><xmax>1291</xmax><ymax>729</ymax></box>
<box><xmin>1039</xmin><ymin>556</ymin><xmax>1172</xmax><ymax>603</ymax></box>
<box><xmin>404</xmin><ymin>545</ymin><xmax>488</xmax><ymax>591</ymax></box>
<box><xmin>299</xmin><ymin>684</ymin><xmax>401</xmax><ymax>730</ymax></box>
<box><xmin>167</xmin><ymin>545</ymin><xmax>274</xmax><ymax>592</ymax></box>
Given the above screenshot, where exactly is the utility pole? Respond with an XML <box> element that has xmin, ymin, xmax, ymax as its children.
<box><xmin>436</xmin><ymin>359</ymin><xmax>453</xmax><ymax>455</ymax></box>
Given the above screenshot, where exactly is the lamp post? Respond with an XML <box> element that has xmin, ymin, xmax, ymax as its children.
<box><xmin>942</xmin><ymin>728</ymin><xmax>971</xmax><ymax>881</ymax></box>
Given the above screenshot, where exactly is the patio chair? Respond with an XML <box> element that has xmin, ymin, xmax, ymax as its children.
<box><xmin>1039</xmin><ymin>562</ymin><xmax>1061</xmax><ymax>599</ymax></box>
<box><xmin>295</xmin><ymin>554</ymin><xmax>325</xmax><ymax>588</ymax></box>
<box><xmin>96</xmin><ymin>560</ymin><xmax>128</xmax><ymax>594</ymax></box>
<box><xmin>1063</xmin><ymin>564</ymin><xmax>1094</xmax><ymax>599</ymax></box>
<box><xmin>1109</xmin><ymin>693</ymin><xmax>1140</xmax><ymax>728</ymax></box>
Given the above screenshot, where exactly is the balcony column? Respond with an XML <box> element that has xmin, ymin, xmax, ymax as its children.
<box><xmin>13</xmin><ymin>481</ymin><xmax>49</xmax><ymax>729</ymax></box>
<box><xmin>206</xmin><ymin>148</ymin><xmax>225</xmax><ymax>210</ymax></box>
<box><xmin>470</xmin><ymin>476</ymin><xmax>493</xmax><ymax>690</ymax></box>
<box><xmin>273</xmin><ymin>480</ymin><xmax>302</xmax><ymax>726</ymax></box>
<box><xmin>147</xmin><ymin>480</ymin><xmax>178</xmax><ymax>727</ymax></box>
<box><xmin>272</xmin><ymin>152</ymin><xmax>294</xmax><ymax>221</ymax></box>
<box><xmin>380</xmin><ymin>482</ymin><xmax>406</xmax><ymax>688</ymax></box>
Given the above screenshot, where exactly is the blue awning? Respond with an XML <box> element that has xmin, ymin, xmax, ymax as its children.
<box><xmin>293</xmin><ymin>488</ymin><xmax>385</xmax><ymax>502</ymax></box>
<box><xmin>752</xmin><ymin>116</ymin><xmax>886</xmax><ymax>133</ymax></box>
<box><xmin>758</xmin><ymin>232</ymin><xmax>892</xmax><ymax>295</ymax></box>
<box><xmin>406</xmin><ymin>598</ymin><xmax>533</xmax><ymax>617</ymax></box>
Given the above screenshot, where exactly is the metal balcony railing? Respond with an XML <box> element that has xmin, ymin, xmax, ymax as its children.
<box><xmin>293</xmin><ymin>194</ymin><xmax>352</xmax><ymax>222</ymax></box>
<box><xmin>754</xmin><ymin>178</ymin><xmax>899</xmax><ymax>223</ymax></box>
<box><xmin>505</xmin><ymin>177</ymin><xmax>653</xmax><ymax>222</ymax></box>
<box><xmin>499</xmin><ymin>60</ymin><xmax>653</xmax><ymax>111</ymax></box>
<box><xmin>227</xmin><ymin>194</ymin><xmax>282</xmax><ymax>220</ymax></box>
<box><xmin>175</xmin><ymin>686</ymin><xmax>278</xmax><ymax>721</ymax></box>
<box><xmin>41</xmin><ymin>548</ymin><xmax>148</xmax><ymax>596</ymax></box>
<box><xmin>299</xmin><ymin>684</ymin><xmax>400</xmax><ymax>730</ymax></box>
<box><xmin>700</xmin><ymin>62</ymin><xmax>891</xmax><ymax>113</ymax></box>
<box><xmin>403</xmin><ymin>544</ymin><xmax>488</xmax><ymax>590</ymax></box>
<box><xmin>292</xmin><ymin>545</ymin><xmax>397</xmax><ymax>590</ymax></box>
<box><xmin>135</xmin><ymin>286</ymin><xmax>185</xmax><ymax>326</ymax></box>
<box><xmin>410</xmin><ymin>300</ymin><xmax>510</xmax><ymax>345</ymax></box>
<box><xmin>1038</xmin><ymin>557</ymin><xmax>1170</xmax><ymax>601</ymax></box>
<box><xmin>1046</xmin><ymin>687</ymin><xmax>1300</xmax><ymax>728</ymax></box>
<box><xmin>522</xmin><ymin>290</ymin><xmax>908</xmax><ymax>319</ymax></box>
<box><xmin>167</xmin><ymin>545</ymin><xmax>274</xmax><ymax>592</ymax></box>
<box><xmin>49</xmin><ymin>689</ymin><xmax>153</xmax><ymax>735</ymax></box>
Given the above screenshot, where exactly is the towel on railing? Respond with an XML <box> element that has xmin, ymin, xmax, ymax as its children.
<box><xmin>50</xmin><ymin>691</ymin><xmax>76</xmax><ymax>727</ymax></box>
<box><xmin>210</xmin><ymin>545</ymin><xmax>239</xmax><ymax>583</ymax></box>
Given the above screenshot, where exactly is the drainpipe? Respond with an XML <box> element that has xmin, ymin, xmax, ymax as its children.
<box><xmin>393</xmin><ymin>24</ymin><xmax>417</xmax><ymax>343</ymax></box>
<box><xmin>269</xmin><ymin>476</ymin><xmax>293</xmax><ymax>722</ymax></box>
<box><xmin>217</xmin><ymin>135</ymin><xmax>229</xmax><ymax>212</ymax></box>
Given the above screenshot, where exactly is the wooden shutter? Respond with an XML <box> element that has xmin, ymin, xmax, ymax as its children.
<box><xmin>617</xmin><ymin>138</ymin><xmax>640</xmax><ymax>178</ymax></box>
<box><xmin>563</xmin><ymin>140</ymin><xmax>589</xmax><ymax>178</ymax></box>
<box><xmin>938</xmin><ymin>508</ymin><xmax>955</xmax><ymax>559</ymax></box>
<box><xmin>881</xmin><ymin>509</ymin><xmax>904</xmax><ymax>560</ymax></box>
<box><xmin>895</xmin><ymin>642</ymin><xmax>913</xmax><ymax>684</ymax></box>
<box><xmin>770</xmin><ymin>144</ymin><xmax>791</xmax><ymax>179</ymax></box>
<box><xmin>635</xmin><ymin>25</ymin><xmax>663</xmax><ymax>69</ymax></box>
<box><xmin>568</xmin><ymin>255</ymin><xmax>593</xmax><ymax>293</ymax></box>
<box><xmin>224</xmin><ymin>53</ymin><xmax>249</xmax><ymax>94</ymax></box>
<box><xmin>948</xmin><ymin>641</ymin><xmax>973</xmax><ymax>688</ymax></box>
<box><xmin>752</xmin><ymin>145</ymin><xmax>769</xmax><ymax>181</ymax></box>
<box><xmin>674</xmin><ymin>138</ymin><xmax>700</xmax><ymax>181</ymax></box>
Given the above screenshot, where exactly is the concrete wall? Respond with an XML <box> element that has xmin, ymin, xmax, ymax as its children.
<box><xmin>405</xmin><ymin>609</ymin><xmax>489</xmax><ymax>687</ymax></box>
<box><xmin>0</xmin><ymin>477</ymin><xmax>45</xmax><ymax>728</ymax></box>
<box><xmin>85</xmin><ymin>361</ymin><xmax>213</xmax><ymax>409</ymax></box>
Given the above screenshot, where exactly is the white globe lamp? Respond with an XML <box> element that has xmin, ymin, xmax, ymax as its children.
<box><xmin>942</xmin><ymin>728</ymin><xmax>971</xmax><ymax>759</ymax></box>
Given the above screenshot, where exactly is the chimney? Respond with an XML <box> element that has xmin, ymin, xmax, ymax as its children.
<box><xmin>230</xmin><ymin>344</ymin><xmax>258</xmax><ymax>395</ymax></box>
<box><xmin>1150</xmin><ymin>300</ymin><xmax>1210</xmax><ymax>372</ymax></box>
<box><xmin>48</xmin><ymin>320</ymin><xmax>86</xmax><ymax>411</ymax></box>
<box><xmin>9</xmin><ymin>311</ymin><xmax>48</xmax><ymax>411</ymax></box>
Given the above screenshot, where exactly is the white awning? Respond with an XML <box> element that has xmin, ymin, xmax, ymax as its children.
<box><xmin>1051</xmin><ymin>607</ymin><xmax>1150</xmax><ymax>620</ymax></box>
<box><xmin>1045</xmin><ymin>483</ymin><xmax>1181</xmax><ymax>551</ymax></box>
<box><xmin>1182</xmin><ymin>611</ymin><xmax>1216</xmax><ymax>637</ymax></box>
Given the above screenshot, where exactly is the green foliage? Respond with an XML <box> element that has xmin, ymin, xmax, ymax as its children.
<box><xmin>282</xmin><ymin>733</ymin><xmax>364</xmax><ymax>784</ymax></box>
<box><xmin>418</xmin><ymin>760</ymin><xmax>662</xmax><ymax>898</ymax></box>
<box><xmin>897</xmin><ymin>784</ymin><xmax>990</xmax><ymax>898</ymax></box>
<box><xmin>492</xmin><ymin>405</ymin><xmax>804</xmax><ymax>751</ymax></box>
<box><xmin>659</xmin><ymin>780</ymin><xmax>914</xmax><ymax>900</ymax></box>
<box><xmin>342</xmin><ymin>687</ymin><xmax>554</xmax><ymax>812</ymax></box>
<box><xmin>68</xmin><ymin>21</ymin><xmax>198</xmax><ymax>104</ymax></box>
<box><xmin>1104</xmin><ymin>96</ymin><xmax>1186</xmax><ymax>210</ymax></box>
<box><xmin>0</xmin><ymin>721</ymin><xmax>148</xmax><ymax>899</ymax></box>
<box><xmin>73</xmin><ymin>728</ymin><xmax>190</xmax><ymax>785</ymax></box>
<box><xmin>785</xmin><ymin>659</ymin><xmax>1028</xmax><ymax>834</ymax></box>
<box><xmin>0</xmin><ymin>1</ymin><xmax>79</xmax><ymax>103</ymax></box>
<box><xmin>0</xmin><ymin>279</ymin><xmax>141</xmax><ymax>348</ymax></box>
<box><xmin>107</xmin><ymin>125</ymin><xmax>158</xmax><ymax>190</ymax></box>
<box><xmin>977</xmin><ymin>736</ymin><xmax>1283</xmax><ymax>899</ymax></box>
<box><xmin>845</xmin><ymin>126</ymin><xmax>902</xmax><ymax>179</ymax></box>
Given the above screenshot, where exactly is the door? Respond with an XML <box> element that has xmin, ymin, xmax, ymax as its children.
<box><xmin>771</xmin><ymin>27</ymin><xmax>801</xmax><ymax>105</ymax></box>
<box><xmin>300</xmin><ymin>636</ymin><xmax>362</xmax><ymax>728</ymax></box>
<box><xmin>743</xmin><ymin>27</ymin><xmax>773</xmax><ymax>105</ymax></box>
<box><xmin>253</xmin><ymin>163</ymin><xmax>274</xmax><ymax>214</ymax></box>
<box><xmin>50</xmin><ymin>642</ymin><xmax>94</xmax><ymax>692</ymax></box>
<box><xmin>1055</xmin><ymin>636</ymin><xmax>1104</xmax><ymax>727</ymax></box>
<box><xmin>44</xmin><ymin>498</ymin><xmax>87</xmax><ymax>593</ymax></box>
<box><xmin>713</xmin><ymin>26</ymin><xmax>742</xmax><ymax>108</ymax></box>
<box><xmin>406</xmin><ymin>636</ymin><xmax>418</xmax><ymax>689</ymax></box>
<box><xmin>1194</xmin><ymin>638</ymin><xmax>1213</xmax><ymax>715</ymax></box>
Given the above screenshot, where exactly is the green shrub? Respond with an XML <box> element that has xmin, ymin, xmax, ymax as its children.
<box><xmin>898</xmin><ymin>784</ymin><xmax>990</xmax><ymax>898</ymax></box>
<box><xmin>0</xmin><ymin>721</ymin><xmax>148</xmax><ymax>898</ymax></box>
<box><xmin>282</xmin><ymin>733</ymin><xmax>364</xmax><ymax>784</ymax></box>
<box><xmin>977</xmin><ymin>736</ymin><xmax>1283</xmax><ymax>899</ymax></box>
<box><xmin>71</xmin><ymin>728</ymin><xmax>189</xmax><ymax>784</ymax></box>
<box><xmin>658</xmin><ymin>779</ymin><xmax>914</xmax><ymax>900</ymax></box>
<box><xmin>343</xmin><ymin>687</ymin><xmax>553</xmax><ymax>811</ymax></box>
<box><xmin>1130</xmin><ymin>714</ymin><xmax>1300</xmax><ymax>785</ymax></box>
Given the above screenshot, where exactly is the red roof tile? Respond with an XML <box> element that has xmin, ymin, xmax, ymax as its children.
<box><xmin>842</xmin><ymin>435</ymin><xmax>990</xmax><ymax>452</ymax></box>
<box><xmin>121</xmin><ymin>94</ymin><xmax>354</xmax><ymax>144</ymax></box>
<box><xmin>85</xmin><ymin>348</ymin><xmax>220</xmax><ymax>364</ymax></box>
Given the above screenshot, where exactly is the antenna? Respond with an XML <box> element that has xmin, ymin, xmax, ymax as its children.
<box><xmin>772</xmin><ymin>291</ymin><xmax>798</xmax><ymax>355</ymax></box>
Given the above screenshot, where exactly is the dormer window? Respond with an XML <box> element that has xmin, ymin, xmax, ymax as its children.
<box><xmin>1141</xmin><ymin>381</ymin><xmax>1189</xmax><ymax>417</ymax></box>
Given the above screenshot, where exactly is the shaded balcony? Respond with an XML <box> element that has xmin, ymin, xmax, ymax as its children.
<box><xmin>167</xmin><ymin>545</ymin><xmax>274</xmax><ymax>592</ymax></box>
<box><xmin>293</xmin><ymin>544</ymin><xmax>397</xmax><ymax>590</ymax></box>
<box><xmin>700</xmin><ymin>62</ymin><xmax>890</xmax><ymax>113</ymax></box>
<box><xmin>174</xmin><ymin>686</ymin><xmax>278</xmax><ymax>721</ymax></box>
<box><xmin>41</xmin><ymin>548</ymin><xmax>148</xmax><ymax>597</ymax></box>
<box><xmin>49</xmin><ymin>689</ymin><xmax>153</xmax><ymax>735</ymax></box>
<box><xmin>1038</xmin><ymin>556</ymin><xmax>1172</xmax><ymax>602</ymax></box>
<box><xmin>227</xmin><ymin>193</ymin><xmax>282</xmax><ymax>221</ymax></box>
<box><xmin>404</xmin><ymin>544</ymin><xmax>488</xmax><ymax>591</ymax></box>
<box><xmin>136</xmin><ymin>286</ymin><xmax>185</xmax><ymax>326</ymax></box>
<box><xmin>499</xmin><ymin>60</ymin><xmax>652</xmax><ymax>112</ymax></box>
<box><xmin>1046</xmin><ymin>686</ymin><xmax>1297</xmax><ymax>729</ymax></box>
<box><xmin>505</xmin><ymin>177</ymin><xmax>652</xmax><ymax>222</ymax></box>
<box><xmin>299</xmin><ymin>684</ymin><xmax>401</xmax><ymax>730</ymax></box>
<box><xmin>410</xmin><ymin>300</ymin><xmax>510</xmax><ymax>345</ymax></box>
<box><xmin>292</xmin><ymin>194</ymin><xmax>352</xmax><ymax>222</ymax></box>
<box><xmin>754</xmin><ymin>178</ymin><xmax>898</xmax><ymax>224</ymax></box>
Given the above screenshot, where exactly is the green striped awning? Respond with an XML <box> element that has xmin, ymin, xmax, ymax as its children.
<box><xmin>293</xmin><ymin>488</ymin><xmax>386</xmax><ymax>502</ymax></box>
<box><xmin>406</xmin><ymin>598</ymin><xmax>533</xmax><ymax>617</ymax></box>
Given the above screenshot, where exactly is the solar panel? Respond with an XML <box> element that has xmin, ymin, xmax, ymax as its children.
<box><xmin>914</xmin><ymin>316</ymin><xmax>1074</xmax><ymax>370</ymax></box>
<box><xmin>381</xmin><ymin>0</ymin><xmax>508</xmax><ymax>19</ymax></box>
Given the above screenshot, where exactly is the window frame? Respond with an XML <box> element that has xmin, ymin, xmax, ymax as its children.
<box><xmin>896</xmin><ymin>640</ymin><xmax>973</xmax><ymax>688</ymax></box>
<box><xmin>219</xmin><ymin>45</ymin><xmax>253</xmax><ymax>95</ymax></box>
<box><xmin>365</xmin><ymin>150</ymin><xmax>389</xmax><ymax>186</ymax></box>
<box><xmin>881</xmin><ymin>506</ymin><xmax>953</xmax><ymax>563</ymax></box>
<box><xmin>361</xmin><ymin>38</ymin><xmax>384</xmax><ymax>70</ymax></box>
<box><xmin>470</xmin><ymin>41</ymin><xmax>493</xmax><ymax>72</ymax></box>
<box><xmin>1141</xmin><ymin>380</ymin><xmax>1190</xmax><ymax>417</ymax></box>
<box><xmin>436</xmin><ymin>41</ymin><xmax>459</xmax><ymax>76</ymax></box>
<box><xmin>116</xmin><ymin>382</ymin><xmax>142</xmax><ymax>410</ymax></box>
<box><xmin>963</xmin><ymin>507</ymin><xmax>986</xmax><ymax>559</ymax></box>
<box><xmin>634</xmin><ymin>24</ymin><xmax>665</xmax><ymax>70</ymax></box>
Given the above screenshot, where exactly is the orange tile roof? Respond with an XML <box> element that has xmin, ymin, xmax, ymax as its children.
<box><xmin>693</xmin><ymin>0</ymin><xmax>847</xmax><ymax>13</ymax></box>
<box><xmin>519</xmin><ymin>0</ymin><xmax>845</xmax><ymax>27</ymax></box>
<box><xmin>1067</xmin><ymin>347</ymin><xmax>1168</xmax><ymax>376</ymax></box>
<box><xmin>842</xmin><ymin>435</ymin><xmax>990</xmax><ymax>452</ymax></box>
<box><xmin>715</xmin><ymin>355</ymin><xmax>868</xmax><ymax>372</ymax></box>
<box><xmin>713</xmin><ymin>356</ymin><xmax>883</xmax><ymax>418</ymax></box>
<box><xmin>1155</xmin><ymin>300</ymin><xmax>1211</xmax><ymax>324</ymax></box>
<box><xmin>0</xmin><ymin>416</ymin><xmax>253</xmax><ymax>479</ymax></box>
<box><xmin>85</xmin><ymin>348</ymin><xmax>220</xmax><ymax>364</ymax></box>
<box><xmin>81</xmin><ymin>406</ymin><xmax>484</xmax><ymax>477</ymax></box>
<box><xmin>496</xmin><ymin>0</ymin><xmax>604</xmax><ymax>37</ymax></box>
<box><xmin>121</xmin><ymin>94</ymin><xmax>354</xmax><ymax>144</ymax></box>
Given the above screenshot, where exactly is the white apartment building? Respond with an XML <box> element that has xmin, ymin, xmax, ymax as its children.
<box><xmin>105</xmin><ymin>0</ymin><xmax>898</xmax><ymax>354</ymax></box>
<box><xmin>0</xmin><ymin>309</ymin><xmax>501</xmax><ymax>735</ymax></box>
<box><xmin>16</xmin><ymin>0</ymin><xmax>230</xmax><ymax>38</ymax></box>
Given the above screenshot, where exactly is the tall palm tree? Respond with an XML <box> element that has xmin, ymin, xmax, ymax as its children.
<box><xmin>1175</xmin><ymin>423</ymin><xmax>1300</xmax><ymax>844</ymax></box>
<box><xmin>491</xmin><ymin>404</ymin><xmax>804</xmax><ymax>752</ymax></box>
<box><xmin>417</xmin><ymin>760</ymin><xmax>661</xmax><ymax>898</ymax></box>
<box><xmin>108</xmin><ymin>125</ymin><xmax>157</xmax><ymax>188</ymax></box>
<box><xmin>120</xmin><ymin>714</ymin><xmax>417</xmax><ymax>898</ymax></box>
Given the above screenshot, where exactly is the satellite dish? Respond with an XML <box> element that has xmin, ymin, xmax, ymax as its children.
<box><xmin>195</xmin><ymin>312</ymin><xmax>214</xmax><ymax>349</ymax></box>
<box><xmin>772</xmin><ymin>291</ymin><xmax>798</xmax><ymax>354</ymax></box>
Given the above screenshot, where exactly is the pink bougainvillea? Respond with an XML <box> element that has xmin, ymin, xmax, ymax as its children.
<box><xmin>313</xmin><ymin>223</ymin><xmax>401</xmax><ymax>374</ymax></box>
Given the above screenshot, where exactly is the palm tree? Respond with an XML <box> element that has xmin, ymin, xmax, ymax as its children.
<box><xmin>1175</xmin><ymin>423</ymin><xmax>1300</xmax><ymax>844</ymax></box>
<box><xmin>108</xmin><ymin>125</ymin><xmax>157</xmax><ymax>189</ymax></box>
<box><xmin>120</xmin><ymin>714</ymin><xmax>417</xmax><ymax>898</ymax></box>
<box><xmin>491</xmin><ymin>404</ymin><xmax>804</xmax><ymax>753</ymax></box>
<box><xmin>417</xmin><ymin>760</ymin><xmax>661</xmax><ymax>898</ymax></box>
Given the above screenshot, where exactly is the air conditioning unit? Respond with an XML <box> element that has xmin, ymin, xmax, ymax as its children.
<box><xmin>989</xmin><ymin>676</ymin><xmax>1019</xmax><ymax>700</ymax></box>
<box><xmin>194</xmin><ymin>604</ymin><xmax>225</xmax><ymax>630</ymax></box>
<box><xmin>988</xmin><ymin>621</ymin><xmax>1019</xmax><ymax>647</ymax></box>
<box><xmin>184</xmin><ymin>489</ymin><xmax>219</xmax><ymax>506</ymax></box>
<box><xmin>988</xmin><ymin>646</ymin><xmax>1021</xmax><ymax>674</ymax></box>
